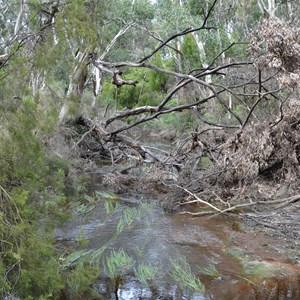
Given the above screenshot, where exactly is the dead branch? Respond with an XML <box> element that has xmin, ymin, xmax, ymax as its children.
<box><xmin>192</xmin><ymin>106</ymin><xmax>240</xmax><ymax>129</ymax></box>
<box><xmin>275</xmin><ymin>194</ymin><xmax>300</xmax><ymax>209</ymax></box>
<box><xmin>106</xmin><ymin>92</ymin><xmax>227</xmax><ymax>135</ymax></box>
<box><xmin>96</xmin><ymin>59</ymin><xmax>250</xmax><ymax>124</ymax></box>
<box><xmin>0</xmin><ymin>54</ymin><xmax>9</xmax><ymax>68</ymax></box>
<box><xmin>76</xmin><ymin>116</ymin><xmax>161</xmax><ymax>161</ymax></box>
<box><xmin>112</xmin><ymin>70</ymin><xmax>138</xmax><ymax>87</ymax></box>
<box><xmin>178</xmin><ymin>189</ymin><xmax>300</xmax><ymax>217</ymax></box>
<box><xmin>170</xmin><ymin>184</ymin><xmax>222</xmax><ymax>212</ymax></box>
<box><xmin>179</xmin><ymin>201</ymin><xmax>258</xmax><ymax>217</ymax></box>
<box><xmin>104</xmin><ymin>78</ymin><xmax>195</xmax><ymax>127</ymax></box>
<box><xmin>71</xmin><ymin>124</ymin><xmax>95</xmax><ymax>150</ymax></box>
<box><xmin>133</xmin><ymin>24</ymin><xmax>183</xmax><ymax>56</ymax></box>
<box><xmin>241</xmin><ymin>88</ymin><xmax>282</xmax><ymax>128</ymax></box>
<box><xmin>105</xmin><ymin>105</ymin><xmax>166</xmax><ymax>126</ymax></box>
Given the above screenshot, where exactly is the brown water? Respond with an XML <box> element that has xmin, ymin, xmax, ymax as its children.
<box><xmin>55</xmin><ymin>171</ymin><xmax>300</xmax><ymax>299</ymax></box>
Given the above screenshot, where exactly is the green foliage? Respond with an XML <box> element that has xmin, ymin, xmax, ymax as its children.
<box><xmin>118</xmin><ymin>84</ymin><xmax>140</xmax><ymax>109</ymax></box>
<box><xmin>169</xmin><ymin>256</ymin><xmax>205</xmax><ymax>293</ymax></box>
<box><xmin>100</xmin><ymin>68</ymin><xmax>167</xmax><ymax>110</ymax></box>
<box><xmin>63</xmin><ymin>261</ymin><xmax>99</xmax><ymax>299</ymax></box>
<box><xmin>2</xmin><ymin>0</ymin><xmax>295</xmax><ymax>297</ymax></box>
<box><xmin>148</xmin><ymin>54</ymin><xmax>169</xmax><ymax>92</ymax></box>
<box><xmin>103</xmin><ymin>249</ymin><xmax>134</xmax><ymax>279</ymax></box>
<box><xmin>243</xmin><ymin>261</ymin><xmax>279</xmax><ymax>278</ymax></box>
<box><xmin>199</xmin><ymin>263</ymin><xmax>221</xmax><ymax>279</ymax></box>
<box><xmin>188</xmin><ymin>0</ymin><xmax>209</xmax><ymax>17</ymax></box>
<box><xmin>16</xmin><ymin>232</ymin><xmax>63</xmax><ymax>298</ymax></box>
<box><xmin>134</xmin><ymin>263</ymin><xmax>156</xmax><ymax>285</ymax></box>
<box><xmin>61</xmin><ymin>250</ymin><xmax>93</xmax><ymax>270</ymax></box>
<box><xmin>110</xmin><ymin>0</ymin><xmax>155</xmax><ymax>23</ymax></box>
<box><xmin>104</xmin><ymin>200</ymin><xmax>120</xmax><ymax>215</ymax></box>
<box><xmin>116</xmin><ymin>206</ymin><xmax>143</xmax><ymax>235</ymax></box>
<box><xmin>0</xmin><ymin>96</ymin><xmax>71</xmax><ymax>298</ymax></box>
<box><xmin>152</xmin><ymin>109</ymin><xmax>196</xmax><ymax>133</ymax></box>
<box><xmin>74</xmin><ymin>190</ymin><xmax>118</xmax><ymax>215</ymax></box>
<box><xmin>96</xmin><ymin>190</ymin><xmax>117</xmax><ymax>200</ymax></box>
<box><xmin>181</xmin><ymin>34</ymin><xmax>201</xmax><ymax>70</ymax></box>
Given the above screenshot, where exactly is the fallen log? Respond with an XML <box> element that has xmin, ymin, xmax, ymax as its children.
<box><xmin>76</xmin><ymin>116</ymin><xmax>161</xmax><ymax>161</ymax></box>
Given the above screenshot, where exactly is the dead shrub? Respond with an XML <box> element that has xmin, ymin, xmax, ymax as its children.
<box><xmin>251</xmin><ymin>17</ymin><xmax>300</xmax><ymax>88</ymax></box>
<box><xmin>217</xmin><ymin>100</ymin><xmax>300</xmax><ymax>186</ymax></box>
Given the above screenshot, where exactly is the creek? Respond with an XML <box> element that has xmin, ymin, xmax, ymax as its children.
<box><xmin>55</xmin><ymin>168</ymin><xmax>300</xmax><ymax>300</ymax></box>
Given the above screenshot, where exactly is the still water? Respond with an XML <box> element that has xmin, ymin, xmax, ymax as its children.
<box><xmin>55</xmin><ymin>171</ymin><xmax>300</xmax><ymax>299</ymax></box>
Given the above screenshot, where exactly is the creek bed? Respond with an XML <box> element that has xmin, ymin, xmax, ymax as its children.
<box><xmin>55</xmin><ymin>170</ymin><xmax>300</xmax><ymax>299</ymax></box>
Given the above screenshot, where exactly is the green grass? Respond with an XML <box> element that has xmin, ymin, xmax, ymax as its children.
<box><xmin>243</xmin><ymin>260</ymin><xmax>279</xmax><ymax>278</ymax></box>
<box><xmin>103</xmin><ymin>249</ymin><xmax>134</xmax><ymax>279</ymax></box>
<box><xmin>95</xmin><ymin>190</ymin><xmax>117</xmax><ymax>200</ymax></box>
<box><xmin>134</xmin><ymin>263</ymin><xmax>157</xmax><ymax>285</ymax></box>
<box><xmin>104</xmin><ymin>200</ymin><xmax>120</xmax><ymax>215</ymax></box>
<box><xmin>169</xmin><ymin>256</ymin><xmax>205</xmax><ymax>293</ymax></box>
<box><xmin>199</xmin><ymin>263</ymin><xmax>221</xmax><ymax>279</ymax></box>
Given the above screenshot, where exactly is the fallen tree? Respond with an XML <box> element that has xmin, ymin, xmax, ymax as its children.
<box><xmin>42</xmin><ymin>8</ymin><xmax>300</xmax><ymax>221</ymax></box>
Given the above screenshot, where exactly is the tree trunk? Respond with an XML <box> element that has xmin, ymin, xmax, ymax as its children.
<box><xmin>58</xmin><ymin>50</ymin><xmax>89</xmax><ymax>124</ymax></box>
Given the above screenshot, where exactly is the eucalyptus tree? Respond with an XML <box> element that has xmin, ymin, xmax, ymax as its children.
<box><xmin>2</xmin><ymin>0</ymin><xmax>300</xmax><ymax>297</ymax></box>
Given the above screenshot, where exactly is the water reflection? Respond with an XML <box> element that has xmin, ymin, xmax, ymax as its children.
<box><xmin>55</xmin><ymin>172</ymin><xmax>300</xmax><ymax>299</ymax></box>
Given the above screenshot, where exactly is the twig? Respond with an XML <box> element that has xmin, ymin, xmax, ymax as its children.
<box><xmin>212</xmin><ymin>191</ymin><xmax>229</xmax><ymax>207</ymax></box>
<box><xmin>179</xmin><ymin>201</ymin><xmax>258</xmax><ymax>217</ymax></box>
<box><xmin>73</xmin><ymin>125</ymin><xmax>95</xmax><ymax>149</ymax></box>
<box><xmin>0</xmin><ymin>185</ymin><xmax>22</xmax><ymax>222</ymax></box>
<box><xmin>179</xmin><ymin>210</ymin><xmax>216</xmax><ymax>216</ymax></box>
<box><xmin>179</xmin><ymin>193</ymin><xmax>300</xmax><ymax>217</ymax></box>
<box><xmin>275</xmin><ymin>194</ymin><xmax>300</xmax><ymax>209</ymax></box>
<box><xmin>192</xmin><ymin>106</ymin><xmax>240</xmax><ymax>129</ymax></box>
<box><xmin>242</xmin><ymin>88</ymin><xmax>282</xmax><ymax>128</ymax></box>
<box><xmin>270</xmin><ymin>94</ymin><xmax>290</xmax><ymax>127</ymax></box>
<box><xmin>172</xmin><ymin>184</ymin><xmax>221</xmax><ymax>212</ymax></box>
<box><xmin>143</xmin><ymin>145</ymin><xmax>169</xmax><ymax>155</ymax></box>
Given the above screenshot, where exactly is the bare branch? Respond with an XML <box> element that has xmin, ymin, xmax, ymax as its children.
<box><xmin>106</xmin><ymin>92</ymin><xmax>227</xmax><ymax>135</ymax></box>
<box><xmin>133</xmin><ymin>24</ymin><xmax>183</xmax><ymax>56</ymax></box>
<box><xmin>242</xmin><ymin>88</ymin><xmax>282</xmax><ymax>128</ymax></box>
<box><xmin>14</xmin><ymin>0</ymin><xmax>25</xmax><ymax>37</ymax></box>
<box><xmin>76</xmin><ymin>116</ymin><xmax>162</xmax><ymax>161</ymax></box>
<box><xmin>95</xmin><ymin>60</ymin><xmax>251</xmax><ymax>125</ymax></box>
<box><xmin>138</xmin><ymin>25</ymin><xmax>216</xmax><ymax>63</ymax></box>
<box><xmin>192</xmin><ymin>106</ymin><xmax>240</xmax><ymax>129</ymax></box>
<box><xmin>138</xmin><ymin>0</ymin><xmax>218</xmax><ymax>64</ymax></box>
<box><xmin>172</xmin><ymin>184</ymin><xmax>222</xmax><ymax>212</ymax></box>
<box><xmin>100</xmin><ymin>22</ymin><xmax>134</xmax><ymax>60</ymax></box>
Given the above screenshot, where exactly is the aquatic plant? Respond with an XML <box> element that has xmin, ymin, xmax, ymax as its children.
<box><xmin>89</xmin><ymin>246</ymin><xmax>107</xmax><ymax>265</ymax></box>
<box><xmin>199</xmin><ymin>263</ymin><xmax>221</xmax><ymax>279</ymax></box>
<box><xmin>95</xmin><ymin>190</ymin><xmax>117</xmax><ymax>200</ymax></box>
<box><xmin>74</xmin><ymin>193</ymin><xmax>96</xmax><ymax>214</ymax></box>
<box><xmin>103</xmin><ymin>249</ymin><xmax>134</xmax><ymax>280</ymax></box>
<box><xmin>169</xmin><ymin>256</ymin><xmax>205</xmax><ymax>293</ymax></box>
<box><xmin>74</xmin><ymin>190</ymin><xmax>118</xmax><ymax>215</ymax></box>
<box><xmin>61</xmin><ymin>249</ymin><xmax>93</xmax><ymax>270</ymax></box>
<box><xmin>104</xmin><ymin>200</ymin><xmax>120</xmax><ymax>215</ymax></box>
<box><xmin>116</xmin><ymin>206</ymin><xmax>140</xmax><ymax>235</ymax></box>
<box><xmin>134</xmin><ymin>263</ymin><xmax>157</xmax><ymax>285</ymax></box>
